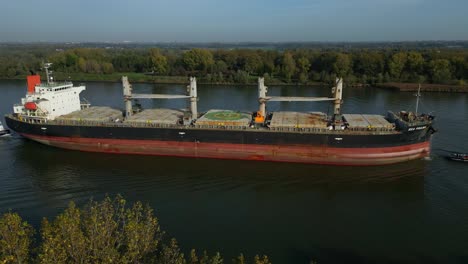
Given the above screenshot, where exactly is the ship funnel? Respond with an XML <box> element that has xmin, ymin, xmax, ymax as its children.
<box><xmin>27</xmin><ymin>75</ymin><xmax>41</xmax><ymax>94</ymax></box>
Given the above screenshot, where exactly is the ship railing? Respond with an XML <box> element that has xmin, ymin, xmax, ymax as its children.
<box><xmin>47</xmin><ymin>119</ymin><xmax>250</xmax><ymax>130</ymax></box>
<box><xmin>19</xmin><ymin>116</ymin><xmax>48</xmax><ymax>124</ymax></box>
<box><xmin>193</xmin><ymin>124</ymin><xmax>248</xmax><ymax>130</ymax></box>
<box><xmin>42</xmin><ymin>118</ymin><xmax>396</xmax><ymax>134</ymax></box>
<box><xmin>38</xmin><ymin>81</ymin><xmax>73</xmax><ymax>88</ymax></box>
<box><xmin>268</xmin><ymin>126</ymin><xmax>395</xmax><ymax>133</ymax></box>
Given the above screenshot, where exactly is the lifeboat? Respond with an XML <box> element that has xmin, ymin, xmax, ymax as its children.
<box><xmin>24</xmin><ymin>102</ymin><xmax>37</xmax><ymax>111</ymax></box>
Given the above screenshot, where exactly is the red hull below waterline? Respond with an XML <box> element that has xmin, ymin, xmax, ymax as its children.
<box><xmin>21</xmin><ymin>133</ymin><xmax>431</xmax><ymax>166</ymax></box>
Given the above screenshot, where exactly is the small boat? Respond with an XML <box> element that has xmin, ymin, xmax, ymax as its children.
<box><xmin>0</xmin><ymin>121</ymin><xmax>11</xmax><ymax>137</ymax></box>
<box><xmin>446</xmin><ymin>153</ymin><xmax>468</xmax><ymax>162</ymax></box>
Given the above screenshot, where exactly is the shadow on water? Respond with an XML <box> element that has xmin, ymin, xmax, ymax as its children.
<box><xmin>4</xmin><ymin>80</ymin><xmax>462</xmax><ymax>263</ymax></box>
<box><xmin>5</xmin><ymin>138</ymin><xmax>429</xmax><ymax>264</ymax></box>
<box><xmin>15</xmin><ymin>138</ymin><xmax>426</xmax><ymax>193</ymax></box>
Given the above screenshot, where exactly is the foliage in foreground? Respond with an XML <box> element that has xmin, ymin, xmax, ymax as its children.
<box><xmin>0</xmin><ymin>195</ymin><xmax>270</xmax><ymax>264</ymax></box>
<box><xmin>0</xmin><ymin>212</ymin><xmax>34</xmax><ymax>263</ymax></box>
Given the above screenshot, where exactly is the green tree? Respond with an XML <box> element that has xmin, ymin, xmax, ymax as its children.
<box><xmin>388</xmin><ymin>52</ymin><xmax>407</xmax><ymax>81</ymax></box>
<box><xmin>186</xmin><ymin>249</ymin><xmax>226</xmax><ymax>264</ymax></box>
<box><xmin>260</xmin><ymin>51</ymin><xmax>277</xmax><ymax>75</ymax></box>
<box><xmin>149</xmin><ymin>48</ymin><xmax>168</xmax><ymax>75</ymax></box>
<box><xmin>6</xmin><ymin>67</ymin><xmax>16</xmax><ymax>78</ymax></box>
<box><xmin>0</xmin><ymin>212</ymin><xmax>34</xmax><ymax>264</ymax></box>
<box><xmin>450</xmin><ymin>56</ymin><xmax>468</xmax><ymax>80</ymax></box>
<box><xmin>429</xmin><ymin>59</ymin><xmax>452</xmax><ymax>84</ymax></box>
<box><xmin>242</xmin><ymin>52</ymin><xmax>263</xmax><ymax>75</ymax></box>
<box><xmin>65</xmin><ymin>52</ymin><xmax>79</xmax><ymax>70</ymax></box>
<box><xmin>234</xmin><ymin>254</ymin><xmax>246</xmax><ymax>264</ymax></box>
<box><xmin>77</xmin><ymin>57</ymin><xmax>86</xmax><ymax>72</ymax></box>
<box><xmin>296</xmin><ymin>56</ymin><xmax>311</xmax><ymax>83</ymax></box>
<box><xmin>213</xmin><ymin>60</ymin><xmax>228</xmax><ymax>73</ymax></box>
<box><xmin>85</xmin><ymin>60</ymin><xmax>101</xmax><ymax>73</ymax></box>
<box><xmin>39</xmin><ymin>202</ymin><xmax>87</xmax><ymax>264</ymax></box>
<box><xmin>407</xmin><ymin>51</ymin><xmax>424</xmax><ymax>74</ymax></box>
<box><xmin>0</xmin><ymin>195</ymin><xmax>272</xmax><ymax>264</ymax></box>
<box><xmin>101</xmin><ymin>62</ymin><xmax>114</xmax><ymax>74</ymax></box>
<box><xmin>182</xmin><ymin>49</ymin><xmax>214</xmax><ymax>73</ymax></box>
<box><xmin>158</xmin><ymin>238</ymin><xmax>186</xmax><ymax>264</ymax></box>
<box><xmin>281</xmin><ymin>52</ymin><xmax>296</xmax><ymax>81</ymax></box>
<box><xmin>333</xmin><ymin>53</ymin><xmax>351</xmax><ymax>78</ymax></box>
<box><xmin>233</xmin><ymin>70</ymin><xmax>250</xmax><ymax>84</ymax></box>
<box><xmin>254</xmin><ymin>255</ymin><xmax>271</xmax><ymax>264</ymax></box>
<box><xmin>39</xmin><ymin>195</ymin><xmax>162</xmax><ymax>264</ymax></box>
<box><xmin>353</xmin><ymin>52</ymin><xmax>385</xmax><ymax>84</ymax></box>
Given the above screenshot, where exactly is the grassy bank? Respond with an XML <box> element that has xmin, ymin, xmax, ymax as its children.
<box><xmin>1</xmin><ymin>72</ymin><xmax>323</xmax><ymax>86</ymax></box>
<box><xmin>55</xmin><ymin>72</ymin><xmax>189</xmax><ymax>84</ymax></box>
<box><xmin>3</xmin><ymin>73</ymin><xmax>468</xmax><ymax>92</ymax></box>
<box><xmin>376</xmin><ymin>82</ymin><xmax>468</xmax><ymax>92</ymax></box>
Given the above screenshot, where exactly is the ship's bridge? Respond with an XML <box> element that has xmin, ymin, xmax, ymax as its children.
<box><xmin>13</xmin><ymin>64</ymin><xmax>86</xmax><ymax>120</ymax></box>
<box><xmin>35</xmin><ymin>82</ymin><xmax>74</xmax><ymax>93</ymax></box>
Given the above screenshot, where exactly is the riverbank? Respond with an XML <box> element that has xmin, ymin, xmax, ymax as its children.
<box><xmin>1</xmin><ymin>72</ymin><xmax>322</xmax><ymax>86</ymax></box>
<box><xmin>3</xmin><ymin>73</ymin><xmax>467</xmax><ymax>92</ymax></box>
<box><xmin>376</xmin><ymin>82</ymin><xmax>468</xmax><ymax>92</ymax></box>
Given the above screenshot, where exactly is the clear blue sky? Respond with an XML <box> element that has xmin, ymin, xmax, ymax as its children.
<box><xmin>1</xmin><ymin>0</ymin><xmax>467</xmax><ymax>42</ymax></box>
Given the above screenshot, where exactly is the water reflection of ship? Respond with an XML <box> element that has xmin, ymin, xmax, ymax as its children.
<box><xmin>16</xmin><ymin>139</ymin><xmax>425</xmax><ymax>193</ymax></box>
<box><xmin>11</xmin><ymin>139</ymin><xmax>426</xmax><ymax>264</ymax></box>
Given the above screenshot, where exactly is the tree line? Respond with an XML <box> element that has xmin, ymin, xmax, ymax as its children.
<box><xmin>0</xmin><ymin>195</ymin><xmax>271</xmax><ymax>264</ymax></box>
<box><xmin>1</xmin><ymin>45</ymin><xmax>467</xmax><ymax>85</ymax></box>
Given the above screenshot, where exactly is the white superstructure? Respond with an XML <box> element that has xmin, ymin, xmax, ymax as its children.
<box><xmin>13</xmin><ymin>63</ymin><xmax>86</xmax><ymax>120</ymax></box>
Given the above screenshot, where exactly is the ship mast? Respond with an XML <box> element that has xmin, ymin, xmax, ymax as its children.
<box><xmin>415</xmin><ymin>83</ymin><xmax>421</xmax><ymax>115</ymax></box>
<box><xmin>122</xmin><ymin>76</ymin><xmax>197</xmax><ymax>120</ymax></box>
<box><xmin>43</xmin><ymin>63</ymin><xmax>53</xmax><ymax>84</ymax></box>
<box><xmin>333</xmin><ymin>78</ymin><xmax>343</xmax><ymax>117</ymax></box>
<box><xmin>257</xmin><ymin>77</ymin><xmax>343</xmax><ymax>122</ymax></box>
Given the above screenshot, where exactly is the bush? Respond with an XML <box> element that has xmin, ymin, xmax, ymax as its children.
<box><xmin>39</xmin><ymin>195</ymin><xmax>161</xmax><ymax>263</ymax></box>
<box><xmin>0</xmin><ymin>212</ymin><xmax>34</xmax><ymax>264</ymax></box>
<box><xmin>233</xmin><ymin>70</ymin><xmax>250</xmax><ymax>84</ymax></box>
<box><xmin>0</xmin><ymin>196</ymin><xmax>271</xmax><ymax>264</ymax></box>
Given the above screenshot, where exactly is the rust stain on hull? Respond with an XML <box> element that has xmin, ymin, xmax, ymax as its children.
<box><xmin>23</xmin><ymin>133</ymin><xmax>431</xmax><ymax>166</ymax></box>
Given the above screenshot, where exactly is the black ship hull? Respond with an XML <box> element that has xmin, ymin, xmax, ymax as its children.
<box><xmin>5</xmin><ymin>116</ymin><xmax>433</xmax><ymax>165</ymax></box>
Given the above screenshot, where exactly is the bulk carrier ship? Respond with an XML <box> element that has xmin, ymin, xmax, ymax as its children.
<box><xmin>5</xmin><ymin>64</ymin><xmax>436</xmax><ymax>165</ymax></box>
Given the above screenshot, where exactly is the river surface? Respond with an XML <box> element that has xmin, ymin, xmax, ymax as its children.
<box><xmin>0</xmin><ymin>80</ymin><xmax>467</xmax><ymax>263</ymax></box>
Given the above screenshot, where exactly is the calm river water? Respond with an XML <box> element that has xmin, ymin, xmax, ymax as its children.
<box><xmin>0</xmin><ymin>80</ymin><xmax>467</xmax><ymax>263</ymax></box>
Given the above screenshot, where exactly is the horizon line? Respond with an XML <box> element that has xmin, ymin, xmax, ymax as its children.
<box><xmin>1</xmin><ymin>40</ymin><xmax>468</xmax><ymax>44</ymax></box>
